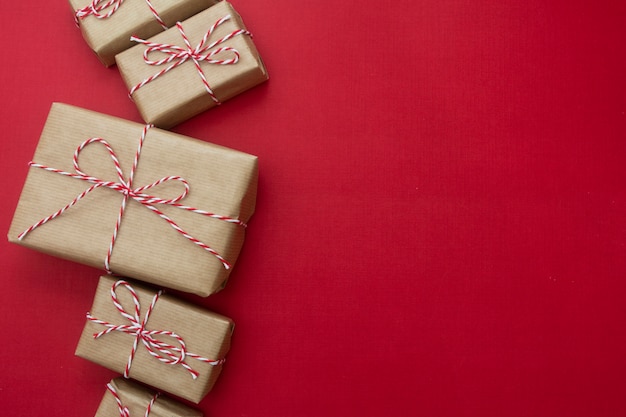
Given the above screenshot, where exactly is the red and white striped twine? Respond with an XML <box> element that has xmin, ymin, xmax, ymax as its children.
<box><xmin>75</xmin><ymin>0</ymin><xmax>167</xmax><ymax>30</ymax></box>
<box><xmin>91</xmin><ymin>280</ymin><xmax>225</xmax><ymax>380</ymax></box>
<box><xmin>128</xmin><ymin>15</ymin><xmax>251</xmax><ymax>103</ymax></box>
<box><xmin>106</xmin><ymin>381</ymin><xmax>161</xmax><ymax>417</ymax></box>
<box><xmin>17</xmin><ymin>124</ymin><xmax>245</xmax><ymax>272</ymax></box>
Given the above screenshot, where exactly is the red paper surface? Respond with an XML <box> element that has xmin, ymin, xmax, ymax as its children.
<box><xmin>1</xmin><ymin>1</ymin><xmax>625</xmax><ymax>416</ymax></box>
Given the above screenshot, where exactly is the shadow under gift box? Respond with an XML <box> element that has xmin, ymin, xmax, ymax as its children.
<box><xmin>70</xmin><ymin>0</ymin><xmax>221</xmax><ymax>67</ymax></box>
<box><xmin>96</xmin><ymin>378</ymin><xmax>203</xmax><ymax>416</ymax></box>
<box><xmin>77</xmin><ymin>276</ymin><xmax>234</xmax><ymax>404</ymax></box>
<box><xmin>7</xmin><ymin>103</ymin><xmax>258</xmax><ymax>297</ymax></box>
<box><xmin>116</xmin><ymin>1</ymin><xmax>269</xmax><ymax>129</ymax></box>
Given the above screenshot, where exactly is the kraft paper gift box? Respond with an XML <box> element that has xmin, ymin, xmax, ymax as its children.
<box><xmin>70</xmin><ymin>0</ymin><xmax>221</xmax><ymax>66</ymax></box>
<box><xmin>116</xmin><ymin>1</ymin><xmax>268</xmax><ymax>128</ymax></box>
<box><xmin>96</xmin><ymin>378</ymin><xmax>203</xmax><ymax>416</ymax></box>
<box><xmin>8</xmin><ymin>103</ymin><xmax>257</xmax><ymax>297</ymax></box>
<box><xmin>78</xmin><ymin>276</ymin><xmax>234</xmax><ymax>404</ymax></box>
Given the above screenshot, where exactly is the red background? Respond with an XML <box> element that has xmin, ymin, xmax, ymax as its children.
<box><xmin>1</xmin><ymin>1</ymin><xmax>625</xmax><ymax>415</ymax></box>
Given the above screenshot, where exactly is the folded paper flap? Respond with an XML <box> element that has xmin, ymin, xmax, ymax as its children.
<box><xmin>8</xmin><ymin>103</ymin><xmax>257</xmax><ymax>295</ymax></box>
<box><xmin>78</xmin><ymin>276</ymin><xmax>233</xmax><ymax>403</ymax></box>
<box><xmin>98</xmin><ymin>378</ymin><xmax>203</xmax><ymax>416</ymax></box>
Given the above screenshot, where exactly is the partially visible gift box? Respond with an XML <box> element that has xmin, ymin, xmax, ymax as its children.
<box><xmin>7</xmin><ymin>103</ymin><xmax>257</xmax><ymax>297</ymax></box>
<box><xmin>70</xmin><ymin>0</ymin><xmax>221</xmax><ymax>66</ymax></box>
<box><xmin>77</xmin><ymin>276</ymin><xmax>234</xmax><ymax>404</ymax></box>
<box><xmin>96</xmin><ymin>378</ymin><xmax>203</xmax><ymax>416</ymax></box>
<box><xmin>116</xmin><ymin>0</ymin><xmax>268</xmax><ymax>128</ymax></box>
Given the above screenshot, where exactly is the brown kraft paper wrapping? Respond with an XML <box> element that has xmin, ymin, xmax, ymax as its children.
<box><xmin>78</xmin><ymin>276</ymin><xmax>234</xmax><ymax>404</ymax></box>
<box><xmin>8</xmin><ymin>103</ymin><xmax>258</xmax><ymax>297</ymax></box>
<box><xmin>70</xmin><ymin>0</ymin><xmax>220</xmax><ymax>66</ymax></box>
<box><xmin>116</xmin><ymin>1</ymin><xmax>269</xmax><ymax>128</ymax></box>
<box><xmin>96</xmin><ymin>378</ymin><xmax>203</xmax><ymax>416</ymax></box>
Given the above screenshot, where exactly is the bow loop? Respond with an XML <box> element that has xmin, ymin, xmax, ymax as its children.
<box><xmin>141</xmin><ymin>41</ymin><xmax>189</xmax><ymax>66</ymax></box>
<box><xmin>196</xmin><ymin>46</ymin><xmax>241</xmax><ymax>66</ymax></box>
<box><xmin>128</xmin><ymin>15</ymin><xmax>251</xmax><ymax>104</ymax></box>
<box><xmin>86</xmin><ymin>280</ymin><xmax>226</xmax><ymax>379</ymax></box>
<box><xmin>72</xmin><ymin>137</ymin><xmax>126</xmax><ymax>185</ymax></box>
<box><xmin>70</xmin><ymin>136</ymin><xmax>190</xmax><ymax>212</ymax></box>
<box><xmin>110</xmin><ymin>279</ymin><xmax>143</xmax><ymax>325</ymax></box>
<box><xmin>140</xmin><ymin>330</ymin><xmax>189</xmax><ymax>366</ymax></box>
<box><xmin>76</xmin><ymin>0</ymin><xmax>123</xmax><ymax>21</ymax></box>
<box><xmin>18</xmin><ymin>124</ymin><xmax>243</xmax><ymax>272</ymax></box>
<box><xmin>89</xmin><ymin>280</ymin><xmax>203</xmax><ymax>379</ymax></box>
<box><xmin>75</xmin><ymin>0</ymin><xmax>167</xmax><ymax>30</ymax></box>
<box><xmin>133</xmin><ymin>176</ymin><xmax>190</xmax><ymax>205</ymax></box>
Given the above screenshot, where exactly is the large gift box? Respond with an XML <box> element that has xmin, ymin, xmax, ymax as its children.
<box><xmin>77</xmin><ymin>276</ymin><xmax>234</xmax><ymax>403</ymax></box>
<box><xmin>116</xmin><ymin>1</ymin><xmax>268</xmax><ymax>128</ymax></box>
<box><xmin>8</xmin><ymin>103</ymin><xmax>258</xmax><ymax>297</ymax></box>
<box><xmin>70</xmin><ymin>0</ymin><xmax>220</xmax><ymax>66</ymax></box>
<box><xmin>96</xmin><ymin>378</ymin><xmax>203</xmax><ymax>416</ymax></box>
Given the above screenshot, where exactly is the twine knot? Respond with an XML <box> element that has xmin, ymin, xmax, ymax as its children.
<box><xmin>18</xmin><ymin>124</ymin><xmax>245</xmax><ymax>272</ymax></box>
<box><xmin>90</xmin><ymin>280</ymin><xmax>225</xmax><ymax>380</ymax></box>
<box><xmin>75</xmin><ymin>0</ymin><xmax>167</xmax><ymax>29</ymax></box>
<box><xmin>128</xmin><ymin>15</ymin><xmax>251</xmax><ymax>104</ymax></box>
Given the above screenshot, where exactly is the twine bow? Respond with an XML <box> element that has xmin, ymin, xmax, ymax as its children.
<box><xmin>107</xmin><ymin>381</ymin><xmax>161</xmax><ymax>417</ymax></box>
<box><xmin>90</xmin><ymin>280</ymin><xmax>225</xmax><ymax>380</ymax></box>
<box><xmin>128</xmin><ymin>15</ymin><xmax>251</xmax><ymax>104</ymax></box>
<box><xmin>75</xmin><ymin>0</ymin><xmax>167</xmax><ymax>30</ymax></box>
<box><xmin>18</xmin><ymin>124</ymin><xmax>245</xmax><ymax>272</ymax></box>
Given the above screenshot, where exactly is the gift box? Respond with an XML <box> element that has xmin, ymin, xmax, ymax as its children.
<box><xmin>70</xmin><ymin>0</ymin><xmax>221</xmax><ymax>66</ymax></box>
<box><xmin>116</xmin><ymin>1</ymin><xmax>268</xmax><ymax>128</ymax></box>
<box><xmin>8</xmin><ymin>103</ymin><xmax>257</xmax><ymax>297</ymax></box>
<box><xmin>77</xmin><ymin>276</ymin><xmax>234</xmax><ymax>404</ymax></box>
<box><xmin>96</xmin><ymin>378</ymin><xmax>203</xmax><ymax>416</ymax></box>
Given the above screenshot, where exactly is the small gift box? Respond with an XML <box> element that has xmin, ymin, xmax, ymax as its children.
<box><xmin>8</xmin><ymin>103</ymin><xmax>257</xmax><ymax>297</ymax></box>
<box><xmin>77</xmin><ymin>276</ymin><xmax>234</xmax><ymax>404</ymax></box>
<box><xmin>96</xmin><ymin>378</ymin><xmax>203</xmax><ymax>416</ymax></box>
<box><xmin>116</xmin><ymin>1</ymin><xmax>268</xmax><ymax>128</ymax></box>
<box><xmin>70</xmin><ymin>0</ymin><xmax>220</xmax><ymax>66</ymax></box>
